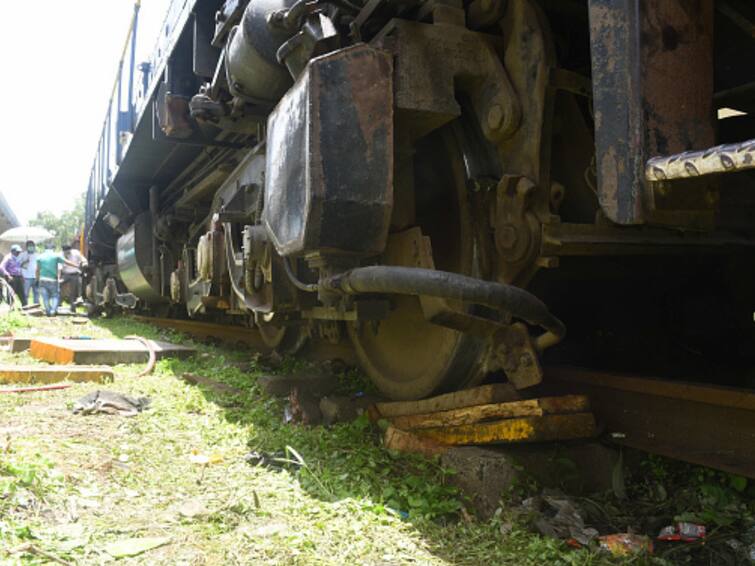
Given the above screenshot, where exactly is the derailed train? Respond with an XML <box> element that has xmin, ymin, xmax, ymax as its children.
<box><xmin>86</xmin><ymin>0</ymin><xmax>755</xmax><ymax>400</ymax></box>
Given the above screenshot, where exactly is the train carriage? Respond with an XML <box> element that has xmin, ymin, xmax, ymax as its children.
<box><xmin>85</xmin><ymin>0</ymin><xmax>755</xmax><ymax>400</ymax></box>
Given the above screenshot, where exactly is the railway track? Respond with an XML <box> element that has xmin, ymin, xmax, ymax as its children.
<box><xmin>131</xmin><ymin>316</ymin><xmax>357</xmax><ymax>364</ymax></box>
<box><xmin>133</xmin><ymin>316</ymin><xmax>755</xmax><ymax>478</ymax></box>
<box><xmin>545</xmin><ymin>367</ymin><xmax>755</xmax><ymax>479</ymax></box>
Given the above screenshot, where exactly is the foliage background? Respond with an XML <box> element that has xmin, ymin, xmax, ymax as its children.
<box><xmin>28</xmin><ymin>193</ymin><xmax>85</xmax><ymax>248</ymax></box>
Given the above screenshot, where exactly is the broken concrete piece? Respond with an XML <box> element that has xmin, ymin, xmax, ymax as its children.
<box><xmin>511</xmin><ymin>442</ymin><xmax>622</xmax><ymax>494</ymax></box>
<box><xmin>441</xmin><ymin>447</ymin><xmax>522</xmax><ymax>519</ymax></box>
<box><xmin>0</xmin><ymin>365</ymin><xmax>113</xmax><ymax>384</ymax></box>
<box><xmin>440</xmin><ymin>442</ymin><xmax>623</xmax><ymax>518</ymax></box>
<box><xmin>320</xmin><ymin>395</ymin><xmax>358</xmax><ymax>426</ymax></box>
<box><xmin>319</xmin><ymin>395</ymin><xmax>382</xmax><ymax>426</ymax></box>
<box><xmin>10</xmin><ymin>337</ymin><xmax>32</xmax><ymax>353</ymax></box>
<box><xmin>29</xmin><ymin>338</ymin><xmax>195</xmax><ymax>365</ymax></box>
<box><xmin>258</xmin><ymin>372</ymin><xmax>337</xmax><ymax>398</ymax></box>
<box><xmin>287</xmin><ymin>387</ymin><xmax>323</xmax><ymax>425</ymax></box>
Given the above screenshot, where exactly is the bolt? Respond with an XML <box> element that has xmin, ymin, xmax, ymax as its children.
<box><xmin>496</xmin><ymin>224</ymin><xmax>518</xmax><ymax>249</ymax></box>
<box><xmin>519</xmin><ymin>353</ymin><xmax>533</xmax><ymax>367</ymax></box>
<box><xmin>487</xmin><ymin>104</ymin><xmax>504</xmax><ymax>131</ymax></box>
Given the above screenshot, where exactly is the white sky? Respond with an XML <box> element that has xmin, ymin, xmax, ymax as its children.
<box><xmin>0</xmin><ymin>0</ymin><xmax>173</xmax><ymax>224</ymax></box>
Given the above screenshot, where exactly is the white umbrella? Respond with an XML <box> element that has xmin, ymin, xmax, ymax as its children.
<box><xmin>0</xmin><ymin>226</ymin><xmax>54</xmax><ymax>256</ymax></box>
<box><xmin>0</xmin><ymin>226</ymin><xmax>54</xmax><ymax>245</ymax></box>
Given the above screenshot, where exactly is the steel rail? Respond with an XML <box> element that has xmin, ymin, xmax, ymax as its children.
<box><xmin>123</xmin><ymin>321</ymin><xmax>755</xmax><ymax>477</ymax></box>
<box><xmin>130</xmin><ymin>316</ymin><xmax>357</xmax><ymax>363</ymax></box>
<box><xmin>545</xmin><ymin>366</ymin><xmax>755</xmax><ymax>479</ymax></box>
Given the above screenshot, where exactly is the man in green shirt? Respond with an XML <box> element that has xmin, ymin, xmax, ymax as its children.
<box><xmin>36</xmin><ymin>242</ymin><xmax>77</xmax><ymax>316</ymax></box>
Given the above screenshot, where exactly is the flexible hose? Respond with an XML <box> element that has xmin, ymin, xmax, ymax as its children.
<box><xmin>125</xmin><ymin>335</ymin><xmax>157</xmax><ymax>377</ymax></box>
<box><xmin>283</xmin><ymin>257</ymin><xmax>318</xmax><ymax>293</ymax></box>
<box><xmin>322</xmin><ymin>266</ymin><xmax>565</xmax><ymax>338</ymax></box>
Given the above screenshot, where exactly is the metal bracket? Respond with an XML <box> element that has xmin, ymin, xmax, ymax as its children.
<box><xmin>491</xmin><ymin>175</ymin><xmax>543</xmax><ymax>284</ymax></box>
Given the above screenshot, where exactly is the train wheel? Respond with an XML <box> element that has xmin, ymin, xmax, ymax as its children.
<box><xmin>257</xmin><ymin>320</ymin><xmax>308</xmax><ymax>354</ymax></box>
<box><xmin>348</xmin><ymin>127</ymin><xmax>487</xmax><ymax>400</ymax></box>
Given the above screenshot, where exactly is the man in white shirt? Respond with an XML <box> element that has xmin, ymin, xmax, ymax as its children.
<box><xmin>18</xmin><ymin>240</ymin><xmax>39</xmax><ymax>305</ymax></box>
<box><xmin>61</xmin><ymin>243</ymin><xmax>88</xmax><ymax>312</ymax></box>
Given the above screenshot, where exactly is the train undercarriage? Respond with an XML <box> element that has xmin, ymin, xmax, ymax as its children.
<box><xmin>85</xmin><ymin>0</ymin><xmax>755</xmax><ymax>400</ymax></box>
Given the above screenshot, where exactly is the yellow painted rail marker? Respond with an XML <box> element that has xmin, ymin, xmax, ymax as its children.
<box><xmin>29</xmin><ymin>338</ymin><xmax>195</xmax><ymax>365</ymax></box>
<box><xmin>0</xmin><ymin>365</ymin><xmax>114</xmax><ymax>384</ymax></box>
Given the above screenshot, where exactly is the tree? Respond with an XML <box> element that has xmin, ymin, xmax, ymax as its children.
<box><xmin>29</xmin><ymin>193</ymin><xmax>85</xmax><ymax>249</ymax></box>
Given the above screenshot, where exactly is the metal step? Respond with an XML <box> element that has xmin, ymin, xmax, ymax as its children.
<box><xmin>645</xmin><ymin>138</ymin><xmax>755</xmax><ymax>181</ymax></box>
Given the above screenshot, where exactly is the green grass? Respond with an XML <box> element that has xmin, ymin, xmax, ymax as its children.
<box><xmin>0</xmin><ymin>310</ymin><xmax>30</xmax><ymax>335</ymax></box>
<box><xmin>1</xmin><ymin>315</ymin><xmax>736</xmax><ymax>565</ymax></box>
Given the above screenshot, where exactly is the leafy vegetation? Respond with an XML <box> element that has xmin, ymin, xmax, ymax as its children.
<box><xmin>28</xmin><ymin>192</ymin><xmax>85</xmax><ymax>248</ymax></box>
<box><xmin>0</xmin><ymin>315</ymin><xmax>752</xmax><ymax>564</ymax></box>
<box><xmin>0</xmin><ymin>310</ymin><xmax>30</xmax><ymax>334</ymax></box>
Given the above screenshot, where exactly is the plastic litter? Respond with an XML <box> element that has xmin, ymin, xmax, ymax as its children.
<box><xmin>72</xmin><ymin>390</ymin><xmax>150</xmax><ymax>417</ymax></box>
<box><xmin>525</xmin><ymin>495</ymin><xmax>599</xmax><ymax>546</ymax></box>
<box><xmin>657</xmin><ymin>522</ymin><xmax>706</xmax><ymax>542</ymax></box>
<box><xmin>598</xmin><ymin>533</ymin><xmax>654</xmax><ymax>556</ymax></box>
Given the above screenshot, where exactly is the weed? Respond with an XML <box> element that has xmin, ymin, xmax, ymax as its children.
<box><xmin>0</xmin><ymin>310</ymin><xmax>30</xmax><ymax>334</ymax></box>
<box><xmin>0</xmin><ymin>315</ymin><xmax>673</xmax><ymax>565</ymax></box>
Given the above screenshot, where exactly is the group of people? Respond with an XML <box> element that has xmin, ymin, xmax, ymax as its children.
<box><xmin>0</xmin><ymin>240</ymin><xmax>88</xmax><ymax>316</ymax></box>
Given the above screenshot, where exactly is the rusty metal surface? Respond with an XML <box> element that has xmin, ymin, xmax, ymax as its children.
<box><xmin>540</xmin><ymin>221</ymin><xmax>755</xmax><ymax>256</ymax></box>
<box><xmin>493</xmin><ymin>0</ymin><xmax>556</xmax><ymax>285</ymax></box>
<box><xmin>641</xmin><ymin>0</ymin><xmax>715</xmax><ymax>158</ymax></box>
<box><xmin>264</xmin><ymin>43</ymin><xmax>393</xmax><ymax>258</ymax></box>
<box><xmin>545</xmin><ymin>366</ymin><xmax>755</xmax><ymax>479</ymax></box>
<box><xmin>589</xmin><ymin>0</ymin><xmax>645</xmax><ymax>225</ymax></box>
<box><xmin>646</xmin><ymin>138</ymin><xmax>755</xmax><ymax>181</ymax></box>
<box><xmin>589</xmin><ymin>0</ymin><xmax>716</xmax><ymax>225</ymax></box>
<box><xmin>374</xmin><ymin>18</ymin><xmax>520</xmax><ymax>144</ymax></box>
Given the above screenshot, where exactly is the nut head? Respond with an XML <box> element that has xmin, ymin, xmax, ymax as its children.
<box><xmin>487</xmin><ymin>104</ymin><xmax>504</xmax><ymax>131</ymax></box>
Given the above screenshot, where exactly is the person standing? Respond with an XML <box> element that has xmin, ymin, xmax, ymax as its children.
<box><xmin>0</xmin><ymin>245</ymin><xmax>26</xmax><ymax>306</ymax></box>
<box><xmin>35</xmin><ymin>243</ymin><xmax>71</xmax><ymax>316</ymax></box>
<box><xmin>18</xmin><ymin>240</ymin><xmax>39</xmax><ymax>305</ymax></box>
<box><xmin>61</xmin><ymin>243</ymin><xmax>88</xmax><ymax>312</ymax></box>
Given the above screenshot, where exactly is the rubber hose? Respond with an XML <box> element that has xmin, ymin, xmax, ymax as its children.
<box><xmin>125</xmin><ymin>335</ymin><xmax>157</xmax><ymax>377</ymax></box>
<box><xmin>323</xmin><ymin>266</ymin><xmax>565</xmax><ymax>338</ymax></box>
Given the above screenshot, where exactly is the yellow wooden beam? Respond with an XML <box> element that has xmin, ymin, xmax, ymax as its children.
<box><xmin>383</xmin><ymin>425</ymin><xmax>449</xmax><ymax>457</ymax></box>
<box><xmin>414</xmin><ymin>413</ymin><xmax>597</xmax><ymax>445</ymax></box>
<box><xmin>391</xmin><ymin>395</ymin><xmax>590</xmax><ymax>430</ymax></box>
<box><xmin>376</xmin><ymin>383</ymin><xmax>520</xmax><ymax>418</ymax></box>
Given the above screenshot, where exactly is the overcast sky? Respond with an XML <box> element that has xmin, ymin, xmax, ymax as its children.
<box><xmin>0</xmin><ymin>0</ymin><xmax>172</xmax><ymax>224</ymax></box>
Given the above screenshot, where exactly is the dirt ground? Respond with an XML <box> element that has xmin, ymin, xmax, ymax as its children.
<box><xmin>1</xmin><ymin>313</ymin><xmax>752</xmax><ymax>565</ymax></box>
